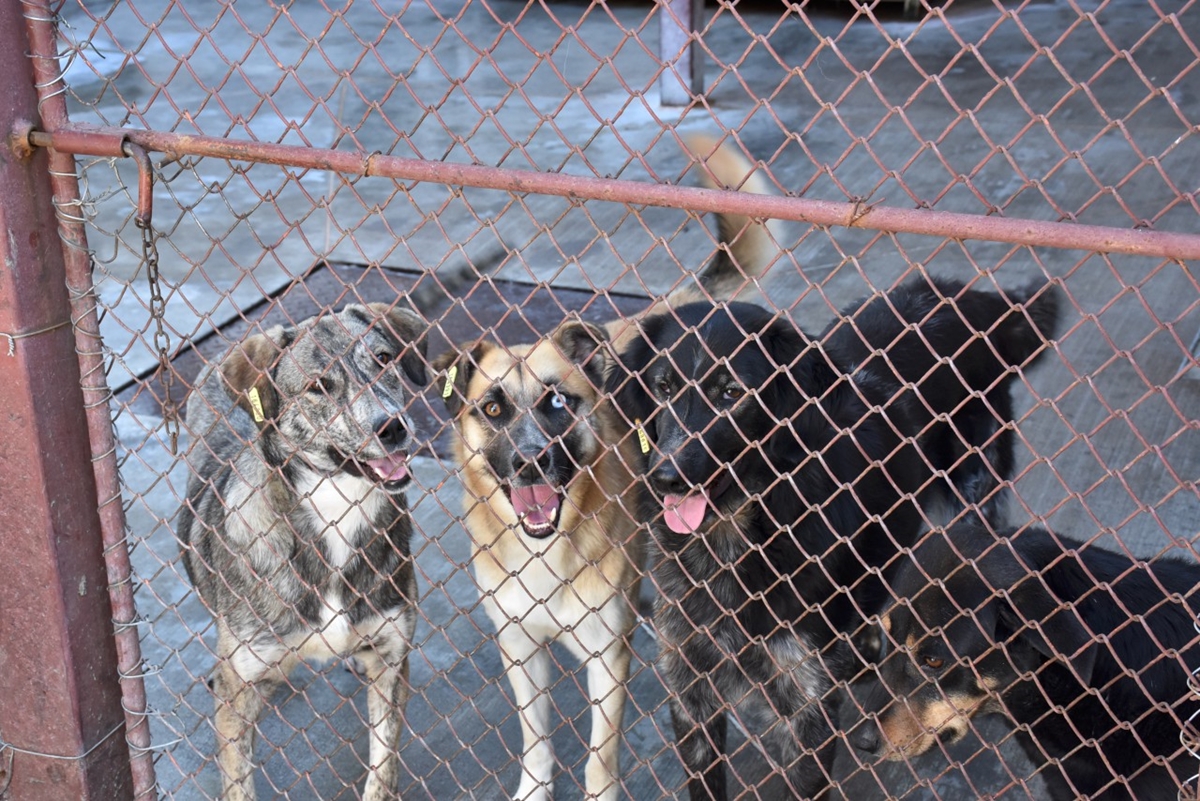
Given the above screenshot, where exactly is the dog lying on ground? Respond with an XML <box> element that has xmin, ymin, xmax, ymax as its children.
<box><xmin>432</xmin><ymin>136</ymin><xmax>782</xmax><ymax>801</ymax></box>
<box><xmin>178</xmin><ymin>302</ymin><xmax>427</xmax><ymax>801</ymax></box>
<box><xmin>607</xmin><ymin>276</ymin><xmax>1060</xmax><ymax>799</ymax></box>
<box><xmin>851</xmin><ymin>520</ymin><xmax>1200</xmax><ymax>800</ymax></box>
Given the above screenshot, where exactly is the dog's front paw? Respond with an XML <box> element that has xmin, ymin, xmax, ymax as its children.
<box><xmin>513</xmin><ymin>776</ymin><xmax>553</xmax><ymax>801</ymax></box>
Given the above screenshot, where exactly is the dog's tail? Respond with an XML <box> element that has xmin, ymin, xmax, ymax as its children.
<box><xmin>604</xmin><ymin>137</ymin><xmax>782</xmax><ymax>351</ymax></box>
<box><xmin>685</xmin><ymin>133</ymin><xmax>784</xmax><ymax>300</ymax></box>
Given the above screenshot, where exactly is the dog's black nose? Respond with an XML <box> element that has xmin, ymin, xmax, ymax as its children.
<box><xmin>848</xmin><ymin>719</ymin><xmax>881</xmax><ymax>754</ymax></box>
<box><xmin>376</xmin><ymin>417</ymin><xmax>409</xmax><ymax>448</ymax></box>
<box><xmin>511</xmin><ymin>445</ymin><xmax>553</xmax><ymax>479</ymax></box>
<box><xmin>648</xmin><ymin>460</ymin><xmax>690</xmax><ymax>497</ymax></box>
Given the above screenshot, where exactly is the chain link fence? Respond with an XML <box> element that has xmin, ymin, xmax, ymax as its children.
<box><xmin>10</xmin><ymin>0</ymin><xmax>1200</xmax><ymax>797</ymax></box>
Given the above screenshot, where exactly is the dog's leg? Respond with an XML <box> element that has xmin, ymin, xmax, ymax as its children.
<box><xmin>500</xmin><ymin>634</ymin><xmax>556</xmax><ymax>801</ymax></box>
<box><xmin>581</xmin><ymin>638</ymin><xmax>633</xmax><ymax>801</ymax></box>
<box><xmin>211</xmin><ymin>658</ymin><xmax>279</xmax><ymax>801</ymax></box>
<box><xmin>779</xmin><ymin>703</ymin><xmax>837</xmax><ymax>800</ymax></box>
<box><xmin>357</xmin><ymin>645</ymin><xmax>411</xmax><ymax>801</ymax></box>
<box><xmin>665</xmin><ymin>651</ymin><xmax>728</xmax><ymax>801</ymax></box>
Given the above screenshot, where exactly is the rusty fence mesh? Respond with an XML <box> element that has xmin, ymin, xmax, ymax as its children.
<box><xmin>18</xmin><ymin>0</ymin><xmax>1200</xmax><ymax>797</ymax></box>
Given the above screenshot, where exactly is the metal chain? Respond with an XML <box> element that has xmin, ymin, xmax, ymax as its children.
<box><xmin>138</xmin><ymin>216</ymin><xmax>179</xmax><ymax>455</ymax></box>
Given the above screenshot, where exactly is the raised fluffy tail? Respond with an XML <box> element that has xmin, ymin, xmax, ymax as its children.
<box><xmin>604</xmin><ymin>135</ymin><xmax>782</xmax><ymax>347</ymax></box>
<box><xmin>686</xmin><ymin>134</ymin><xmax>783</xmax><ymax>300</ymax></box>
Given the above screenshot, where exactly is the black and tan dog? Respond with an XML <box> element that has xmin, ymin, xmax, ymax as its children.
<box><xmin>433</xmin><ymin>137</ymin><xmax>782</xmax><ymax>801</ymax></box>
<box><xmin>851</xmin><ymin>520</ymin><xmax>1200</xmax><ymax>800</ymax></box>
<box><xmin>178</xmin><ymin>303</ymin><xmax>426</xmax><ymax>801</ymax></box>
<box><xmin>607</xmin><ymin>276</ymin><xmax>1060</xmax><ymax>799</ymax></box>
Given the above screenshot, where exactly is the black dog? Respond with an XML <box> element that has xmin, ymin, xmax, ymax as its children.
<box><xmin>851</xmin><ymin>520</ymin><xmax>1200</xmax><ymax>800</ymax></box>
<box><xmin>608</xmin><ymin>276</ymin><xmax>1060</xmax><ymax>799</ymax></box>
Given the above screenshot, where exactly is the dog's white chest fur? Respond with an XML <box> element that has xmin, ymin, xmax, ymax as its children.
<box><xmin>299</xmin><ymin>471</ymin><xmax>382</xmax><ymax>567</ymax></box>
<box><xmin>296</xmin><ymin>471</ymin><xmax>385</xmax><ymax>658</ymax></box>
<box><xmin>477</xmin><ymin>542</ymin><xmax>628</xmax><ymax>644</ymax></box>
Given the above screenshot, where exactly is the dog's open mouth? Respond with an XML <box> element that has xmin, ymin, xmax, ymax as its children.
<box><xmin>363</xmin><ymin>451</ymin><xmax>411</xmax><ymax>488</ymax></box>
<box><xmin>506</xmin><ymin>483</ymin><xmax>562</xmax><ymax>539</ymax></box>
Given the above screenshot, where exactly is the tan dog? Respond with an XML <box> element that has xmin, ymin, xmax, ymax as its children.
<box><xmin>433</xmin><ymin>136</ymin><xmax>782</xmax><ymax>801</ymax></box>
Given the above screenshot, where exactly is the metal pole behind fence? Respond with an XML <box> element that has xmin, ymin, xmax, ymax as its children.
<box><xmin>659</xmin><ymin>0</ymin><xmax>704</xmax><ymax>106</ymax></box>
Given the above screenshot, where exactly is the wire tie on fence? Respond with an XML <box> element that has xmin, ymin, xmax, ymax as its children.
<box><xmin>122</xmin><ymin>706</ymin><xmax>184</xmax><ymax>754</ymax></box>
<box><xmin>0</xmin><ymin>720</ymin><xmax>125</xmax><ymax>763</ymax></box>
<box><xmin>847</xmin><ymin>197</ymin><xmax>882</xmax><ymax>227</ymax></box>
<box><xmin>0</xmin><ymin>319</ymin><xmax>72</xmax><ymax>356</ymax></box>
<box><xmin>118</xmin><ymin>662</ymin><xmax>162</xmax><ymax>681</ymax></box>
<box><xmin>112</xmin><ymin>613</ymin><xmax>150</xmax><ymax>633</ymax></box>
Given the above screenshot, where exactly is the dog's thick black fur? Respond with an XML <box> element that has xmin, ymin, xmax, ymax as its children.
<box><xmin>851</xmin><ymin>521</ymin><xmax>1200</xmax><ymax>800</ymax></box>
<box><xmin>608</xmin><ymin>276</ymin><xmax>1060</xmax><ymax>799</ymax></box>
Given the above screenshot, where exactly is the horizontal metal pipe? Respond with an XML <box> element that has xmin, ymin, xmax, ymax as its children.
<box><xmin>29</xmin><ymin>125</ymin><xmax>1200</xmax><ymax>262</ymax></box>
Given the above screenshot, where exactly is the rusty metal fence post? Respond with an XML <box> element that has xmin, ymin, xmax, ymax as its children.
<box><xmin>0</xmin><ymin>3</ymin><xmax>146</xmax><ymax>799</ymax></box>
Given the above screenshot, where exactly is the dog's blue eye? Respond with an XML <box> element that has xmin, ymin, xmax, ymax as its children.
<box><xmin>550</xmin><ymin>393</ymin><xmax>568</xmax><ymax>410</ymax></box>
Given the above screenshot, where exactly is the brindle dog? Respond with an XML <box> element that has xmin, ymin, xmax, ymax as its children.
<box><xmin>179</xmin><ymin>302</ymin><xmax>426</xmax><ymax>801</ymax></box>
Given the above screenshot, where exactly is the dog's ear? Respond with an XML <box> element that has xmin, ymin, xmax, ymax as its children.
<box><xmin>552</xmin><ymin>319</ymin><xmax>609</xmax><ymax>390</ymax></box>
<box><xmin>368</xmin><ymin>302</ymin><xmax>429</xmax><ymax>384</ymax></box>
<box><xmin>220</xmin><ymin>329</ymin><xmax>285</xmax><ymax>425</ymax></box>
<box><xmin>431</xmin><ymin>342</ymin><xmax>485</xmax><ymax>417</ymax></box>
<box><xmin>994</xmin><ymin>573</ymin><xmax>1098</xmax><ymax>686</ymax></box>
<box><xmin>758</xmin><ymin>316</ymin><xmax>830</xmax><ymax>424</ymax></box>
<box><xmin>606</xmin><ymin>317</ymin><xmax>663</xmax><ymax>429</ymax></box>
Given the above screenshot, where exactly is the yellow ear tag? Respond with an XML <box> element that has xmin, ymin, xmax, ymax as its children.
<box><xmin>442</xmin><ymin>365</ymin><xmax>458</xmax><ymax>399</ymax></box>
<box><xmin>635</xmin><ymin>419</ymin><xmax>650</xmax><ymax>455</ymax></box>
<box><xmin>247</xmin><ymin>387</ymin><xmax>265</xmax><ymax>423</ymax></box>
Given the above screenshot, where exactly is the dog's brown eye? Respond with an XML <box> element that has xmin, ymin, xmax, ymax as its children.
<box><xmin>307</xmin><ymin>376</ymin><xmax>334</xmax><ymax>394</ymax></box>
<box><xmin>723</xmin><ymin>385</ymin><xmax>745</xmax><ymax>401</ymax></box>
<box><xmin>922</xmin><ymin>655</ymin><xmax>945</xmax><ymax>671</ymax></box>
<box><xmin>377</xmin><ymin>351</ymin><xmax>394</xmax><ymax>365</ymax></box>
<box><xmin>484</xmin><ymin>401</ymin><xmax>503</xmax><ymax>418</ymax></box>
<box><xmin>655</xmin><ymin>378</ymin><xmax>673</xmax><ymax>397</ymax></box>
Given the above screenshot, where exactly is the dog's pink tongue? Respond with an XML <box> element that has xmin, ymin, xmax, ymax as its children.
<box><xmin>366</xmin><ymin>452</ymin><xmax>409</xmax><ymax>483</ymax></box>
<box><xmin>510</xmin><ymin>484</ymin><xmax>560</xmax><ymax>528</ymax></box>
<box><xmin>663</xmin><ymin>493</ymin><xmax>708</xmax><ymax>534</ymax></box>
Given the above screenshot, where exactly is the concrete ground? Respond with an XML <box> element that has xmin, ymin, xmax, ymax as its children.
<box><xmin>54</xmin><ymin>0</ymin><xmax>1200</xmax><ymax>797</ymax></box>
